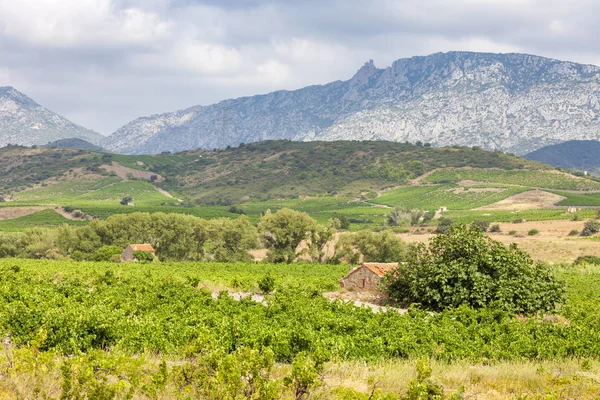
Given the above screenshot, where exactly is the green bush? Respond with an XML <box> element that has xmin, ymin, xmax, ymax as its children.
<box><xmin>471</xmin><ymin>220</ymin><xmax>490</xmax><ymax>232</ymax></box>
<box><xmin>528</xmin><ymin>229</ymin><xmax>539</xmax><ymax>236</ymax></box>
<box><xmin>509</xmin><ymin>230</ymin><xmax>517</xmax><ymax>236</ymax></box>
<box><xmin>581</xmin><ymin>220</ymin><xmax>600</xmax><ymax>237</ymax></box>
<box><xmin>133</xmin><ymin>250</ymin><xmax>154</xmax><ymax>262</ymax></box>
<box><xmin>489</xmin><ymin>224</ymin><xmax>501</xmax><ymax>233</ymax></box>
<box><xmin>435</xmin><ymin>218</ymin><xmax>454</xmax><ymax>234</ymax></box>
<box><xmin>258</xmin><ymin>275</ymin><xmax>275</xmax><ymax>294</ymax></box>
<box><xmin>513</xmin><ymin>218</ymin><xmax>524</xmax><ymax>224</ymax></box>
<box><xmin>574</xmin><ymin>255</ymin><xmax>600</xmax><ymax>265</ymax></box>
<box><xmin>568</xmin><ymin>229</ymin><xmax>580</xmax><ymax>236</ymax></box>
<box><xmin>384</xmin><ymin>225</ymin><xmax>565</xmax><ymax>313</ymax></box>
<box><xmin>91</xmin><ymin>245</ymin><xmax>123</xmax><ymax>262</ymax></box>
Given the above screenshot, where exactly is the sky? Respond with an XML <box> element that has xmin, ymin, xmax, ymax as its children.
<box><xmin>1</xmin><ymin>0</ymin><xmax>600</xmax><ymax>135</ymax></box>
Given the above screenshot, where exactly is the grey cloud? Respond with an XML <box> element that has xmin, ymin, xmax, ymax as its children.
<box><xmin>1</xmin><ymin>0</ymin><xmax>600</xmax><ymax>134</ymax></box>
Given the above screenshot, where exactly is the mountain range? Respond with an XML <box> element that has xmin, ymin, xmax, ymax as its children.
<box><xmin>0</xmin><ymin>87</ymin><xmax>102</xmax><ymax>147</ymax></box>
<box><xmin>525</xmin><ymin>140</ymin><xmax>600</xmax><ymax>174</ymax></box>
<box><xmin>101</xmin><ymin>51</ymin><xmax>600</xmax><ymax>155</ymax></box>
<box><xmin>3</xmin><ymin>51</ymin><xmax>600</xmax><ymax>155</ymax></box>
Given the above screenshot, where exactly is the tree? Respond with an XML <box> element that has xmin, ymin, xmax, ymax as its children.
<box><xmin>387</xmin><ymin>207</ymin><xmax>409</xmax><ymax>227</ymax></box>
<box><xmin>90</xmin><ymin>245</ymin><xmax>123</xmax><ymax>262</ymax></box>
<box><xmin>306</xmin><ymin>220</ymin><xmax>336</xmax><ymax>263</ymax></box>
<box><xmin>435</xmin><ymin>217</ymin><xmax>454</xmax><ymax>234</ymax></box>
<box><xmin>384</xmin><ymin>225</ymin><xmax>566</xmax><ymax>313</ymax></box>
<box><xmin>206</xmin><ymin>217</ymin><xmax>257</xmax><ymax>262</ymax></box>
<box><xmin>120</xmin><ymin>196</ymin><xmax>132</xmax><ymax>206</ymax></box>
<box><xmin>258</xmin><ymin>209</ymin><xmax>319</xmax><ymax>263</ymax></box>
<box><xmin>581</xmin><ymin>220</ymin><xmax>600</xmax><ymax>237</ymax></box>
<box><xmin>333</xmin><ymin>230</ymin><xmax>405</xmax><ymax>264</ymax></box>
<box><xmin>133</xmin><ymin>250</ymin><xmax>154</xmax><ymax>262</ymax></box>
<box><xmin>471</xmin><ymin>220</ymin><xmax>490</xmax><ymax>232</ymax></box>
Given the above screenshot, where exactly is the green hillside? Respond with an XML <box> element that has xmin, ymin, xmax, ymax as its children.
<box><xmin>3</xmin><ymin>140</ymin><xmax>600</xmax><ymax>228</ymax></box>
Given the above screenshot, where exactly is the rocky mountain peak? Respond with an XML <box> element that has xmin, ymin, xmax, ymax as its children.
<box><xmin>0</xmin><ymin>86</ymin><xmax>39</xmax><ymax>108</ymax></box>
<box><xmin>352</xmin><ymin>59</ymin><xmax>378</xmax><ymax>81</ymax></box>
<box><xmin>102</xmin><ymin>51</ymin><xmax>600</xmax><ymax>155</ymax></box>
<box><xmin>0</xmin><ymin>86</ymin><xmax>103</xmax><ymax>147</ymax></box>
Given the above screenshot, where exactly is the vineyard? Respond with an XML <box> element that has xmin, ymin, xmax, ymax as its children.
<box><xmin>0</xmin><ymin>209</ymin><xmax>88</xmax><ymax>232</ymax></box>
<box><xmin>372</xmin><ymin>185</ymin><xmax>528</xmax><ymax>210</ymax></box>
<box><xmin>444</xmin><ymin>208</ymin><xmax>598</xmax><ymax>224</ymax></box>
<box><xmin>555</xmin><ymin>191</ymin><xmax>600</xmax><ymax>207</ymax></box>
<box><xmin>423</xmin><ymin>169</ymin><xmax>600</xmax><ymax>191</ymax></box>
<box><xmin>0</xmin><ymin>259</ymin><xmax>599</xmax><ymax>398</ymax></box>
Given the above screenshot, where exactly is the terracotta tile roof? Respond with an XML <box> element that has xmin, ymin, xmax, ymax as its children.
<box><xmin>128</xmin><ymin>244</ymin><xmax>155</xmax><ymax>252</ymax></box>
<box><xmin>362</xmin><ymin>262</ymin><xmax>398</xmax><ymax>277</ymax></box>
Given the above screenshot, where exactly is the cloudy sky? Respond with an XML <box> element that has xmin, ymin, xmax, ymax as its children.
<box><xmin>1</xmin><ymin>0</ymin><xmax>599</xmax><ymax>134</ymax></box>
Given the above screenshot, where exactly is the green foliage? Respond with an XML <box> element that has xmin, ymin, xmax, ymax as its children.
<box><xmin>90</xmin><ymin>245</ymin><xmax>123</xmax><ymax>262</ymax></box>
<box><xmin>258</xmin><ymin>275</ymin><xmax>275</xmax><ymax>294</ymax></box>
<box><xmin>384</xmin><ymin>225</ymin><xmax>566</xmax><ymax>313</ymax></box>
<box><xmin>0</xmin><ymin>209</ymin><xmax>88</xmax><ymax>232</ymax></box>
<box><xmin>568</xmin><ymin>229</ymin><xmax>580</xmax><ymax>236</ymax></box>
<box><xmin>471</xmin><ymin>220</ymin><xmax>490</xmax><ymax>232</ymax></box>
<box><xmin>435</xmin><ymin>218</ymin><xmax>454</xmax><ymax>234</ymax></box>
<box><xmin>334</xmin><ymin>230</ymin><xmax>405</xmax><ymax>264</ymax></box>
<box><xmin>387</xmin><ymin>207</ymin><xmax>410</xmax><ymax>227</ymax></box>
<box><xmin>573</xmin><ymin>255</ymin><xmax>600</xmax><ymax>265</ymax></box>
<box><xmin>403</xmin><ymin>359</ymin><xmax>444</xmax><ymax>400</ymax></box>
<box><xmin>258</xmin><ymin>208</ymin><xmax>330</xmax><ymax>263</ymax></box>
<box><xmin>489</xmin><ymin>224</ymin><xmax>501</xmax><ymax>233</ymax></box>
<box><xmin>424</xmin><ymin>169</ymin><xmax>600</xmax><ymax>191</ymax></box>
<box><xmin>528</xmin><ymin>229</ymin><xmax>539</xmax><ymax>236</ymax></box>
<box><xmin>133</xmin><ymin>250</ymin><xmax>154</xmax><ymax>262</ymax></box>
<box><xmin>284</xmin><ymin>349</ymin><xmax>329</xmax><ymax>399</ymax></box>
<box><xmin>120</xmin><ymin>196</ymin><xmax>133</xmax><ymax>206</ymax></box>
<box><xmin>581</xmin><ymin>220</ymin><xmax>600</xmax><ymax>236</ymax></box>
<box><xmin>0</xmin><ymin>258</ymin><xmax>598</xmax><ymax>365</ymax></box>
<box><xmin>373</xmin><ymin>185</ymin><xmax>528</xmax><ymax>211</ymax></box>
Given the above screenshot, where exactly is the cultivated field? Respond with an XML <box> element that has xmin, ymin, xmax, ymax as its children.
<box><xmin>0</xmin><ymin>259</ymin><xmax>598</xmax><ymax>398</ymax></box>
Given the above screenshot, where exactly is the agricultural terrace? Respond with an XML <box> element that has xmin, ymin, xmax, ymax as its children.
<box><xmin>423</xmin><ymin>168</ymin><xmax>600</xmax><ymax>191</ymax></box>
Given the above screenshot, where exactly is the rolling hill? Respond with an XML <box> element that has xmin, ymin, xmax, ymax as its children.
<box><xmin>524</xmin><ymin>140</ymin><xmax>600</xmax><ymax>175</ymax></box>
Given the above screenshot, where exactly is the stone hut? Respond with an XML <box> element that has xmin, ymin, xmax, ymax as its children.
<box><xmin>339</xmin><ymin>262</ymin><xmax>398</xmax><ymax>292</ymax></box>
<box><xmin>121</xmin><ymin>244</ymin><xmax>155</xmax><ymax>262</ymax></box>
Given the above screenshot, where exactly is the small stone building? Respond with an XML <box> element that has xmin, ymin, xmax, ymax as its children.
<box><xmin>339</xmin><ymin>262</ymin><xmax>398</xmax><ymax>292</ymax></box>
<box><xmin>121</xmin><ymin>244</ymin><xmax>155</xmax><ymax>262</ymax></box>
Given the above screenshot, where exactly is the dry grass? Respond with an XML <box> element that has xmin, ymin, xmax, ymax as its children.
<box><xmin>398</xmin><ymin>220</ymin><xmax>600</xmax><ymax>264</ymax></box>
<box><xmin>1</xmin><ymin>351</ymin><xmax>599</xmax><ymax>399</ymax></box>
<box><xmin>323</xmin><ymin>359</ymin><xmax>600</xmax><ymax>399</ymax></box>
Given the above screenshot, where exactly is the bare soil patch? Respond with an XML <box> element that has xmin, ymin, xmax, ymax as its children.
<box><xmin>101</xmin><ymin>162</ymin><xmax>163</xmax><ymax>182</ymax></box>
<box><xmin>477</xmin><ymin>190</ymin><xmax>564</xmax><ymax>210</ymax></box>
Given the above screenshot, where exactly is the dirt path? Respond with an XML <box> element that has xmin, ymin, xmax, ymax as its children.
<box><xmin>155</xmin><ymin>187</ymin><xmax>182</xmax><ymax>202</ymax></box>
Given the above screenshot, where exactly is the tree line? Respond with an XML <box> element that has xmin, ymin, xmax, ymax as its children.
<box><xmin>0</xmin><ymin>208</ymin><xmax>406</xmax><ymax>264</ymax></box>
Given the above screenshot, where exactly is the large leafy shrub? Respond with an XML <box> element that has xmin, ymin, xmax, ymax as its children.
<box><xmin>581</xmin><ymin>220</ymin><xmax>600</xmax><ymax>236</ymax></box>
<box><xmin>384</xmin><ymin>225</ymin><xmax>565</xmax><ymax>313</ymax></box>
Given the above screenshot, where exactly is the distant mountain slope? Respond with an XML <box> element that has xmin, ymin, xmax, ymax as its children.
<box><xmin>524</xmin><ymin>140</ymin><xmax>600</xmax><ymax>174</ymax></box>
<box><xmin>103</xmin><ymin>51</ymin><xmax>600</xmax><ymax>155</ymax></box>
<box><xmin>44</xmin><ymin>138</ymin><xmax>105</xmax><ymax>152</ymax></box>
<box><xmin>0</xmin><ymin>87</ymin><xmax>103</xmax><ymax>147</ymax></box>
